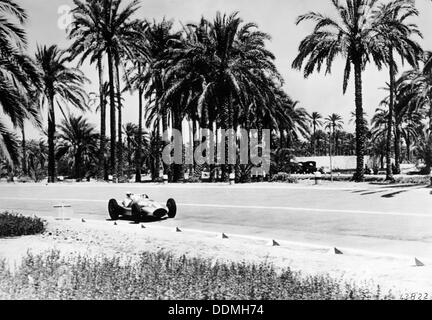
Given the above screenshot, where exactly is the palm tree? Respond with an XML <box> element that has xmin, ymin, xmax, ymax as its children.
<box><xmin>26</xmin><ymin>139</ymin><xmax>48</xmax><ymax>181</ymax></box>
<box><xmin>0</xmin><ymin>0</ymin><xmax>41</xmax><ymax>167</ymax></box>
<box><xmin>325</xmin><ymin>113</ymin><xmax>344</xmax><ymax>156</ymax></box>
<box><xmin>132</xmin><ymin>18</ymin><xmax>182</xmax><ymax>181</ymax></box>
<box><xmin>56</xmin><ymin>115</ymin><xmax>98</xmax><ymax>180</ymax></box>
<box><xmin>35</xmin><ymin>45</ymin><xmax>89</xmax><ymax>183</ymax></box>
<box><xmin>399</xmin><ymin>52</ymin><xmax>432</xmax><ymax>172</ymax></box>
<box><xmin>164</xmin><ymin>12</ymin><xmax>283</xmax><ymax>181</ymax></box>
<box><xmin>123</xmin><ymin>20</ymin><xmax>150</xmax><ymax>182</ymax></box>
<box><xmin>310</xmin><ymin>112</ymin><xmax>323</xmax><ymax>154</ymax></box>
<box><xmin>69</xmin><ymin>0</ymin><xmax>108</xmax><ymax>180</ymax></box>
<box><xmin>372</xmin><ymin>0</ymin><xmax>422</xmax><ymax>180</ymax></box>
<box><xmin>123</xmin><ymin>122</ymin><xmax>138</xmax><ymax>170</ymax></box>
<box><xmin>401</xmin><ymin>109</ymin><xmax>424</xmax><ymax>162</ymax></box>
<box><xmin>293</xmin><ymin>0</ymin><xmax>387</xmax><ymax>182</ymax></box>
<box><xmin>91</xmin><ymin>0</ymin><xmax>141</xmax><ymax>178</ymax></box>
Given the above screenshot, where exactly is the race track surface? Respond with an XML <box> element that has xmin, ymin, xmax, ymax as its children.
<box><xmin>1</xmin><ymin>182</ymin><xmax>432</xmax><ymax>259</ymax></box>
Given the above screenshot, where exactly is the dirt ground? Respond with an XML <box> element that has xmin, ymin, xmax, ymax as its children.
<box><xmin>1</xmin><ymin>216</ymin><xmax>431</xmax><ymax>298</ymax></box>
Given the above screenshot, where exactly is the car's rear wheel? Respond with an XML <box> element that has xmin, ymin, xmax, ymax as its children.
<box><xmin>131</xmin><ymin>203</ymin><xmax>141</xmax><ymax>223</ymax></box>
<box><xmin>108</xmin><ymin>199</ymin><xmax>120</xmax><ymax>220</ymax></box>
<box><xmin>166</xmin><ymin>198</ymin><xmax>177</xmax><ymax>218</ymax></box>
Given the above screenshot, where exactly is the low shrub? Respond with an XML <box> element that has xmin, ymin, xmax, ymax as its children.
<box><xmin>0</xmin><ymin>250</ymin><xmax>393</xmax><ymax>300</ymax></box>
<box><xmin>271</xmin><ymin>173</ymin><xmax>298</xmax><ymax>184</ymax></box>
<box><xmin>0</xmin><ymin>212</ymin><xmax>46</xmax><ymax>238</ymax></box>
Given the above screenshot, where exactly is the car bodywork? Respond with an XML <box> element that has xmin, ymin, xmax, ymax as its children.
<box><xmin>108</xmin><ymin>194</ymin><xmax>177</xmax><ymax>222</ymax></box>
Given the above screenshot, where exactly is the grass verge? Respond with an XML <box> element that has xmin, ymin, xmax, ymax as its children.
<box><xmin>0</xmin><ymin>212</ymin><xmax>46</xmax><ymax>238</ymax></box>
<box><xmin>0</xmin><ymin>250</ymin><xmax>394</xmax><ymax>300</ymax></box>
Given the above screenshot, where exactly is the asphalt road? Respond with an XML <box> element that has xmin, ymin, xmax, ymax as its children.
<box><xmin>1</xmin><ymin>182</ymin><xmax>432</xmax><ymax>258</ymax></box>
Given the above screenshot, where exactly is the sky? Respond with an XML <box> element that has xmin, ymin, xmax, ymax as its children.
<box><xmin>12</xmin><ymin>0</ymin><xmax>432</xmax><ymax>138</ymax></box>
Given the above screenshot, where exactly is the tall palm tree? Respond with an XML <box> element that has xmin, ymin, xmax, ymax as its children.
<box><xmin>123</xmin><ymin>20</ymin><xmax>150</xmax><ymax>182</ymax></box>
<box><xmin>56</xmin><ymin>115</ymin><xmax>98</xmax><ymax>180</ymax></box>
<box><xmin>325</xmin><ymin>114</ymin><xmax>344</xmax><ymax>134</ymax></box>
<box><xmin>123</xmin><ymin>122</ymin><xmax>138</xmax><ymax>170</ymax></box>
<box><xmin>310</xmin><ymin>112</ymin><xmax>323</xmax><ymax>154</ymax></box>
<box><xmin>26</xmin><ymin>139</ymin><xmax>48</xmax><ymax>181</ymax></box>
<box><xmin>0</xmin><ymin>0</ymin><xmax>41</xmax><ymax>167</ymax></box>
<box><xmin>132</xmin><ymin>18</ymin><xmax>182</xmax><ymax>181</ymax></box>
<box><xmin>401</xmin><ymin>109</ymin><xmax>424</xmax><ymax>162</ymax></box>
<box><xmin>293</xmin><ymin>0</ymin><xmax>387</xmax><ymax>182</ymax></box>
<box><xmin>325</xmin><ymin>113</ymin><xmax>344</xmax><ymax>156</ymax></box>
<box><xmin>372</xmin><ymin>0</ymin><xmax>422</xmax><ymax>180</ymax></box>
<box><xmin>35</xmin><ymin>45</ymin><xmax>88</xmax><ymax>183</ymax></box>
<box><xmin>95</xmin><ymin>0</ymin><xmax>140</xmax><ymax>178</ymax></box>
<box><xmin>69</xmin><ymin>0</ymin><xmax>108</xmax><ymax>180</ymax></box>
<box><xmin>164</xmin><ymin>12</ymin><xmax>282</xmax><ymax>181</ymax></box>
<box><xmin>399</xmin><ymin>52</ymin><xmax>432</xmax><ymax>172</ymax></box>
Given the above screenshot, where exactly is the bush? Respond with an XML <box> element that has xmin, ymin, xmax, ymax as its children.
<box><xmin>0</xmin><ymin>212</ymin><xmax>46</xmax><ymax>238</ymax></box>
<box><xmin>0</xmin><ymin>250</ymin><xmax>393</xmax><ymax>300</ymax></box>
<box><xmin>271</xmin><ymin>173</ymin><xmax>298</xmax><ymax>184</ymax></box>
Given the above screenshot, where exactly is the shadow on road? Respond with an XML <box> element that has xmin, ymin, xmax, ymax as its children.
<box><xmin>381</xmin><ymin>190</ymin><xmax>409</xmax><ymax>198</ymax></box>
<box><xmin>350</xmin><ymin>184</ymin><xmax>428</xmax><ymax>198</ymax></box>
<box><xmin>106</xmin><ymin>216</ymin><xmax>168</xmax><ymax>224</ymax></box>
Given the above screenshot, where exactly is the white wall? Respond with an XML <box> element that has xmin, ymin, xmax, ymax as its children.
<box><xmin>294</xmin><ymin>156</ymin><xmax>374</xmax><ymax>170</ymax></box>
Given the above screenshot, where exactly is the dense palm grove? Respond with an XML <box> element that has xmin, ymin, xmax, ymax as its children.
<box><xmin>1</xmin><ymin>0</ymin><xmax>432</xmax><ymax>183</ymax></box>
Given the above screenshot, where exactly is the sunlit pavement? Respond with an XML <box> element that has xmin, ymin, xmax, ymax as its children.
<box><xmin>1</xmin><ymin>181</ymin><xmax>432</xmax><ymax>259</ymax></box>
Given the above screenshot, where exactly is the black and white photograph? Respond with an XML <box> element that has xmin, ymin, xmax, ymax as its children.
<box><xmin>1</xmin><ymin>0</ymin><xmax>432</xmax><ymax>307</ymax></box>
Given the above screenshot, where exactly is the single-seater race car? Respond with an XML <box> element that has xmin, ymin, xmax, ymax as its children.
<box><xmin>108</xmin><ymin>192</ymin><xmax>177</xmax><ymax>222</ymax></box>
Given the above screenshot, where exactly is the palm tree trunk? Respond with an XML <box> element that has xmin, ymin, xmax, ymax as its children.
<box><xmin>394</xmin><ymin>124</ymin><xmax>401</xmax><ymax>174</ymax></box>
<box><xmin>224</xmin><ymin>94</ymin><xmax>235</xmax><ymax>179</ymax></box>
<box><xmin>196</xmin><ymin>103</ymin><xmax>209</xmax><ymax>180</ymax></box>
<box><xmin>48</xmin><ymin>94</ymin><xmax>56</xmax><ymax>183</ymax></box>
<box><xmin>192</xmin><ymin>119</ymin><xmax>197</xmax><ymax>175</ymax></box>
<box><xmin>172</xmin><ymin>111</ymin><xmax>184</xmax><ymax>182</ymax></box>
<box><xmin>75</xmin><ymin>148</ymin><xmax>82</xmax><ymax>180</ymax></box>
<box><xmin>386</xmin><ymin>51</ymin><xmax>395</xmax><ymax>181</ymax></box>
<box><xmin>107</xmin><ymin>48</ymin><xmax>117</xmax><ymax>178</ymax></box>
<box><xmin>115</xmin><ymin>57</ymin><xmax>123</xmax><ymax>179</ymax></box>
<box><xmin>97</xmin><ymin>55</ymin><xmax>108</xmax><ymax>181</ymax></box>
<box><xmin>279</xmin><ymin>130</ymin><xmax>284</xmax><ymax>150</ymax></box>
<box><xmin>406</xmin><ymin>134</ymin><xmax>411</xmax><ymax>162</ymax></box>
<box><xmin>135</xmin><ymin>64</ymin><xmax>143</xmax><ymax>183</ymax></box>
<box><xmin>353</xmin><ymin>57</ymin><xmax>365</xmax><ymax>182</ymax></box>
<box><xmin>21</xmin><ymin>126</ymin><xmax>27</xmax><ymax>175</ymax></box>
<box><xmin>154</xmin><ymin>123</ymin><xmax>161</xmax><ymax>180</ymax></box>
<box><xmin>160</xmin><ymin>94</ymin><xmax>171</xmax><ymax>180</ymax></box>
<box><xmin>313</xmin><ymin>124</ymin><xmax>316</xmax><ymax>155</ymax></box>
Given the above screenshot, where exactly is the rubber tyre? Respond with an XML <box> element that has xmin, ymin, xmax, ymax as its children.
<box><xmin>166</xmin><ymin>198</ymin><xmax>177</xmax><ymax>218</ymax></box>
<box><xmin>108</xmin><ymin>199</ymin><xmax>120</xmax><ymax>220</ymax></box>
<box><xmin>131</xmin><ymin>202</ymin><xmax>141</xmax><ymax>223</ymax></box>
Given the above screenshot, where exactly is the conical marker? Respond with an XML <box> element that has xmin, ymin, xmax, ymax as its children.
<box><xmin>330</xmin><ymin>247</ymin><xmax>343</xmax><ymax>255</ymax></box>
<box><xmin>415</xmin><ymin>258</ymin><xmax>425</xmax><ymax>267</ymax></box>
<box><xmin>269</xmin><ymin>240</ymin><xmax>280</xmax><ymax>247</ymax></box>
<box><xmin>221</xmin><ymin>233</ymin><xmax>229</xmax><ymax>239</ymax></box>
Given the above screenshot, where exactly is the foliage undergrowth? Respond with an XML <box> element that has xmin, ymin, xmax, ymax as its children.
<box><xmin>0</xmin><ymin>250</ymin><xmax>394</xmax><ymax>300</ymax></box>
<box><xmin>0</xmin><ymin>212</ymin><xmax>45</xmax><ymax>238</ymax></box>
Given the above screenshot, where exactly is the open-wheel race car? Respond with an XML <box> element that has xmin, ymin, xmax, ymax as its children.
<box><xmin>108</xmin><ymin>192</ymin><xmax>177</xmax><ymax>222</ymax></box>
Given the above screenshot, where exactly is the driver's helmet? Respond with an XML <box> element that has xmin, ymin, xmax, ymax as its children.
<box><xmin>126</xmin><ymin>191</ymin><xmax>133</xmax><ymax>197</ymax></box>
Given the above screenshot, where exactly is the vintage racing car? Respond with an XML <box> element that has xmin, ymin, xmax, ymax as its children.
<box><xmin>108</xmin><ymin>193</ymin><xmax>177</xmax><ymax>222</ymax></box>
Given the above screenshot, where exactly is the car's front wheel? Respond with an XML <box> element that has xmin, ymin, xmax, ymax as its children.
<box><xmin>108</xmin><ymin>199</ymin><xmax>121</xmax><ymax>220</ymax></box>
<box><xmin>166</xmin><ymin>198</ymin><xmax>177</xmax><ymax>218</ymax></box>
<box><xmin>131</xmin><ymin>203</ymin><xmax>141</xmax><ymax>223</ymax></box>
